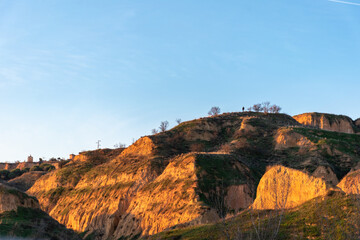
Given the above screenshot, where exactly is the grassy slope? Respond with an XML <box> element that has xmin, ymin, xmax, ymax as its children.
<box><xmin>150</xmin><ymin>192</ymin><xmax>360</xmax><ymax>240</ymax></box>
<box><xmin>0</xmin><ymin>207</ymin><xmax>80</xmax><ymax>240</ymax></box>
<box><xmin>292</xmin><ymin>127</ymin><xmax>360</xmax><ymax>177</ymax></box>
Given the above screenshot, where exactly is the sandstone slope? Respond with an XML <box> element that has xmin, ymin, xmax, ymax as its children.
<box><xmin>0</xmin><ymin>183</ymin><xmax>80</xmax><ymax>240</ymax></box>
<box><xmin>28</xmin><ymin>147</ymin><xmax>256</xmax><ymax>239</ymax></box>
<box><xmin>337</xmin><ymin>169</ymin><xmax>360</xmax><ymax>194</ymax></box>
<box><xmin>252</xmin><ymin>165</ymin><xmax>333</xmax><ymax>209</ymax></box>
<box><xmin>7</xmin><ymin>171</ymin><xmax>47</xmax><ymax>192</ymax></box>
<box><xmin>293</xmin><ymin>112</ymin><xmax>355</xmax><ymax>133</ymax></box>
<box><xmin>0</xmin><ymin>183</ymin><xmax>39</xmax><ymax>213</ymax></box>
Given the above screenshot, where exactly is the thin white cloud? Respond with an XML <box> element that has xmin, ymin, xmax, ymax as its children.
<box><xmin>0</xmin><ymin>67</ymin><xmax>24</xmax><ymax>87</ymax></box>
<box><xmin>328</xmin><ymin>0</ymin><xmax>360</xmax><ymax>6</ymax></box>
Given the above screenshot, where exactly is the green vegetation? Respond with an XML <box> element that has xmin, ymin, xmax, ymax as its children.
<box><xmin>195</xmin><ymin>154</ymin><xmax>248</xmax><ymax>189</ymax></box>
<box><xmin>0</xmin><ymin>207</ymin><xmax>48</xmax><ymax>237</ymax></box>
<box><xmin>0</xmin><ymin>163</ymin><xmax>55</xmax><ymax>181</ymax></box>
<box><xmin>151</xmin><ymin>193</ymin><xmax>360</xmax><ymax>240</ymax></box>
<box><xmin>56</xmin><ymin>162</ymin><xmax>95</xmax><ymax>186</ymax></box>
<box><xmin>0</xmin><ymin>168</ymin><xmax>27</xmax><ymax>180</ymax></box>
<box><xmin>292</xmin><ymin>127</ymin><xmax>360</xmax><ymax>177</ymax></box>
<box><xmin>194</xmin><ymin>154</ymin><xmax>254</xmax><ymax>215</ymax></box>
<box><xmin>0</xmin><ymin>207</ymin><xmax>80</xmax><ymax>239</ymax></box>
<box><xmin>293</xmin><ymin>127</ymin><xmax>360</xmax><ymax>157</ymax></box>
<box><xmin>44</xmin><ymin>186</ymin><xmax>69</xmax><ymax>205</ymax></box>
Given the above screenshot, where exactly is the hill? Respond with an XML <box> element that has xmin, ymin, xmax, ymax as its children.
<box><xmin>24</xmin><ymin>111</ymin><xmax>360</xmax><ymax>239</ymax></box>
<box><xmin>15</xmin><ymin>112</ymin><xmax>360</xmax><ymax>239</ymax></box>
<box><xmin>0</xmin><ymin>183</ymin><xmax>80</xmax><ymax>239</ymax></box>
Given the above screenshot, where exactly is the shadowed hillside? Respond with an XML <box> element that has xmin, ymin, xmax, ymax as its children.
<box><xmin>0</xmin><ymin>183</ymin><xmax>80</xmax><ymax>239</ymax></box>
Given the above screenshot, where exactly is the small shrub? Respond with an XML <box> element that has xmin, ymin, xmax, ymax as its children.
<box><xmin>30</xmin><ymin>165</ymin><xmax>42</xmax><ymax>172</ymax></box>
<box><xmin>9</xmin><ymin>169</ymin><xmax>24</xmax><ymax>179</ymax></box>
<box><xmin>39</xmin><ymin>163</ymin><xmax>55</xmax><ymax>172</ymax></box>
<box><xmin>0</xmin><ymin>170</ymin><xmax>10</xmax><ymax>180</ymax></box>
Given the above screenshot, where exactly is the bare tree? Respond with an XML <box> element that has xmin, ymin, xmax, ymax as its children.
<box><xmin>159</xmin><ymin>121</ymin><xmax>169</xmax><ymax>132</ymax></box>
<box><xmin>247</xmin><ymin>107</ymin><xmax>253</xmax><ymax>112</ymax></box>
<box><xmin>269</xmin><ymin>105</ymin><xmax>281</xmax><ymax>113</ymax></box>
<box><xmin>262</xmin><ymin>101</ymin><xmax>270</xmax><ymax>114</ymax></box>
<box><xmin>252</xmin><ymin>104</ymin><xmax>263</xmax><ymax>112</ymax></box>
<box><xmin>210</xmin><ymin>182</ymin><xmax>231</xmax><ymax>240</ymax></box>
<box><xmin>208</xmin><ymin>106</ymin><xmax>221</xmax><ymax>116</ymax></box>
<box><xmin>176</xmin><ymin>118</ymin><xmax>182</xmax><ymax>125</ymax></box>
<box><xmin>114</xmin><ymin>143</ymin><xmax>126</xmax><ymax>148</ymax></box>
<box><xmin>210</xmin><ymin>180</ymin><xmax>251</xmax><ymax>240</ymax></box>
<box><xmin>151</xmin><ymin>128</ymin><xmax>159</xmax><ymax>135</ymax></box>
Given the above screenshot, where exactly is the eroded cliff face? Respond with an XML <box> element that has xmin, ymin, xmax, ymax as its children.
<box><xmin>111</xmin><ymin>153</ymin><xmax>255</xmax><ymax>238</ymax></box>
<box><xmin>312</xmin><ymin>166</ymin><xmax>339</xmax><ymax>185</ymax></box>
<box><xmin>274</xmin><ymin>128</ymin><xmax>313</xmax><ymax>150</ymax></box>
<box><xmin>293</xmin><ymin>112</ymin><xmax>355</xmax><ymax>134</ymax></box>
<box><xmin>28</xmin><ymin>140</ymin><xmax>157</xmax><ymax>236</ymax></box>
<box><xmin>337</xmin><ymin>169</ymin><xmax>360</xmax><ymax>194</ymax></box>
<box><xmin>28</xmin><ymin>138</ymin><xmax>255</xmax><ymax>239</ymax></box>
<box><xmin>0</xmin><ymin>183</ymin><xmax>81</xmax><ymax>240</ymax></box>
<box><xmin>252</xmin><ymin>166</ymin><xmax>333</xmax><ymax>210</ymax></box>
<box><xmin>0</xmin><ymin>183</ymin><xmax>39</xmax><ymax>213</ymax></box>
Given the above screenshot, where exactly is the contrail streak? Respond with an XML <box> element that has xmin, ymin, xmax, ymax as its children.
<box><xmin>329</xmin><ymin>0</ymin><xmax>360</xmax><ymax>6</ymax></box>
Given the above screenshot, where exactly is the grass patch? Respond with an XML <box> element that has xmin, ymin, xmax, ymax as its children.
<box><xmin>293</xmin><ymin>127</ymin><xmax>360</xmax><ymax>157</ymax></box>
<box><xmin>150</xmin><ymin>193</ymin><xmax>360</xmax><ymax>240</ymax></box>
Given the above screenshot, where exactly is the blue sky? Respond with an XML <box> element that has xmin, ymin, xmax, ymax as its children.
<box><xmin>0</xmin><ymin>0</ymin><xmax>359</xmax><ymax>162</ymax></box>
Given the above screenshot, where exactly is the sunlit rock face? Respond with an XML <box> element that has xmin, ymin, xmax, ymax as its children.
<box><xmin>27</xmin><ymin>143</ymin><xmax>256</xmax><ymax>239</ymax></box>
<box><xmin>252</xmin><ymin>166</ymin><xmax>333</xmax><ymax>210</ymax></box>
<box><xmin>293</xmin><ymin>112</ymin><xmax>355</xmax><ymax>134</ymax></box>
<box><xmin>274</xmin><ymin>128</ymin><xmax>313</xmax><ymax>150</ymax></box>
<box><xmin>337</xmin><ymin>169</ymin><xmax>360</xmax><ymax>194</ymax></box>
<box><xmin>0</xmin><ymin>183</ymin><xmax>39</xmax><ymax>213</ymax></box>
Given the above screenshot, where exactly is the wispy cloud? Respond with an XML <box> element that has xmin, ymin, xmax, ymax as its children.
<box><xmin>328</xmin><ymin>0</ymin><xmax>360</xmax><ymax>6</ymax></box>
<box><xmin>0</xmin><ymin>67</ymin><xmax>24</xmax><ymax>87</ymax></box>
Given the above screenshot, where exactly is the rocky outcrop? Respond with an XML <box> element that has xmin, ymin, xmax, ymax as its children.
<box><xmin>293</xmin><ymin>112</ymin><xmax>355</xmax><ymax>134</ymax></box>
<box><xmin>0</xmin><ymin>183</ymin><xmax>80</xmax><ymax>239</ymax></box>
<box><xmin>274</xmin><ymin>128</ymin><xmax>313</xmax><ymax>150</ymax></box>
<box><xmin>225</xmin><ymin>184</ymin><xmax>253</xmax><ymax>211</ymax></box>
<box><xmin>337</xmin><ymin>169</ymin><xmax>360</xmax><ymax>194</ymax></box>
<box><xmin>252</xmin><ymin>166</ymin><xmax>333</xmax><ymax>210</ymax></box>
<box><xmin>111</xmin><ymin>153</ymin><xmax>255</xmax><ymax>237</ymax></box>
<box><xmin>0</xmin><ymin>183</ymin><xmax>39</xmax><ymax>213</ymax></box>
<box><xmin>312</xmin><ymin>166</ymin><xmax>339</xmax><ymax>185</ymax></box>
